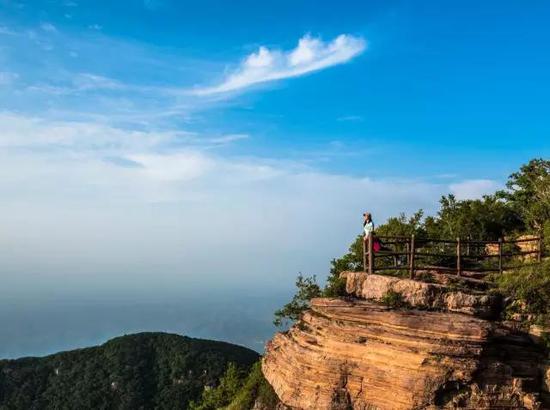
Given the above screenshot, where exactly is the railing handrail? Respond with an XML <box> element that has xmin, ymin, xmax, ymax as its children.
<box><xmin>375</xmin><ymin>234</ymin><xmax>542</xmax><ymax>245</ymax></box>
<box><xmin>365</xmin><ymin>233</ymin><xmax>544</xmax><ymax>281</ymax></box>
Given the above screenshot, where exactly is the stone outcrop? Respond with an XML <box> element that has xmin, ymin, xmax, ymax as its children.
<box><xmin>342</xmin><ymin>271</ymin><xmax>501</xmax><ymax>319</ymax></box>
<box><xmin>263</xmin><ymin>273</ymin><xmax>549</xmax><ymax>409</ymax></box>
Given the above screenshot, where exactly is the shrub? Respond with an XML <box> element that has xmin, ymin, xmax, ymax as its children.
<box><xmin>380</xmin><ymin>290</ymin><xmax>408</xmax><ymax>309</ymax></box>
<box><xmin>225</xmin><ymin>362</ymin><xmax>279</xmax><ymax>410</ymax></box>
<box><xmin>190</xmin><ymin>361</ymin><xmax>279</xmax><ymax>410</ymax></box>
<box><xmin>273</xmin><ymin>275</ymin><xmax>322</xmax><ymax>327</ymax></box>
<box><xmin>496</xmin><ymin>259</ymin><xmax>550</xmax><ymax>318</ymax></box>
<box><xmin>189</xmin><ymin>363</ymin><xmax>244</xmax><ymax>410</ymax></box>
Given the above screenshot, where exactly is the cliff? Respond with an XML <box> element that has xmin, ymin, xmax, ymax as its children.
<box><xmin>263</xmin><ymin>272</ymin><xmax>550</xmax><ymax>409</ymax></box>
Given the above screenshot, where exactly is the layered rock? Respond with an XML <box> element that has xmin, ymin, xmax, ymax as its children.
<box><xmin>342</xmin><ymin>271</ymin><xmax>501</xmax><ymax>319</ymax></box>
<box><xmin>263</xmin><ymin>274</ymin><xmax>549</xmax><ymax>409</ymax></box>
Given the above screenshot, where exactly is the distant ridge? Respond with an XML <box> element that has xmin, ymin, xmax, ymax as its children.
<box><xmin>0</xmin><ymin>332</ymin><xmax>259</xmax><ymax>409</ymax></box>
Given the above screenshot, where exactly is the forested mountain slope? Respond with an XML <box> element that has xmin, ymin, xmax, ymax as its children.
<box><xmin>0</xmin><ymin>332</ymin><xmax>259</xmax><ymax>410</ymax></box>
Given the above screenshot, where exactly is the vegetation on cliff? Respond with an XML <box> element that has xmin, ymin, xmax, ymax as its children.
<box><xmin>0</xmin><ymin>332</ymin><xmax>259</xmax><ymax>410</ymax></box>
<box><xmin>190</xmin><ymin>362</ymin><xmax>278</xmax><ymax>410</ymax></box>
<box><xmin>275</xmin><ymin>158</ymin><xmax>550</xmax><ymax>326</ymax></box>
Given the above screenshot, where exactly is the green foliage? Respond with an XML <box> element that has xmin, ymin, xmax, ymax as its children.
<box><xmin>380</xmin><ymin>290</ymin><xmax>408</xmax><ymax>309</ymax></box>
<box><xmin>273</xmin><ymin>275</ymin><xmax>321</xmax><ymax>327</ymax></box>
<box><xmin>324</xmin><ymin>235</ymin><xmax>364</xmax><ymax>297</ymax></box>
<box><xmin>544</xmin><ymin>219</ymin><xmax>550</xmax><ymax>253</ymax></box>
<box><xmin>497</xmin><ymin>158</ymin><xmax>550</xmax><ymax>231</ymax></box>
<box><xmin>190</xmin><ymin>361</ymin><xmax>279</xmax><ymax>410</ymax></box>
<box><xmin>496</xmin><ymin>259</ymin><xmax>550</xmax><ymax>318</ymax></box>
<box><xmin>426</xmin><ymin>194</ymin><xmax>522</xmax><ymax>240</ymax></box>
<box><xmin>0</xmin><ymin>332</ymin><xmax>259</xmax><ymax>410</ymax></box>
<box><xmin>274</xmin><ymin>158</ymin><xmax>548</xmax><ymax>329</ymax></box>
<box><xmin>225</xmin><ymin>362</ymin><xmax>279</xmax><ymax>410</ymax></box>
<box><xmin>415</xmin><ymin>272</ymin><xmax>435</xmax><ymax>283</ymax></box>
<box><xmin>329</xmin><ymin>235</ymin><xmax>364</xmax><ymax>276</ymax></box>
<box><xmin>189</xmin><ymin>363</ymin><xmax>244</xmax><ymax>410</ymax></box>
<box><xmin>376</xmin><ymin>210</ymin><xmax>426</xmax><ymax>238</ymax></box>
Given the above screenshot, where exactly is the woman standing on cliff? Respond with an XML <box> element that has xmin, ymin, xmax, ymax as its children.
<box><xmin>363</xmin><ymin>212</ymin><xmax>374</xmax><ymax>238</ymax></box>
<box><xmin>363</xmin><ymin>212</ymin><xmax>381</xmax><ymax>252</ymax></box>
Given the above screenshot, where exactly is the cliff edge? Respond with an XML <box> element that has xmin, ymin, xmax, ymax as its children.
<box><xmin>262</xmin><ymin>272</ymin><xmax>550</xmax><ymax>409</ymax></box>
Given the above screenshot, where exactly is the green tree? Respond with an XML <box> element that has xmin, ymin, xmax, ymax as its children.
<box><xmin>189</xmin><ymin>363</ymin><xmax>244</xmax><ymax>410</ymax></box>
<box><xmin>273</xmin><ymin>275</ymin><xmax>322</xmax><ymax>327</ymax></box>
<box><xmin>426</xmin><ymin>194</ymin><xmax>521</xmax><ymax>240</ymax></box>
<box><xmin>324</xmin><ymin>235</ymin><xmax>364</xmax><ymax>297</ymax></box>
<box><xmin>498</xmin><ymin>158</ymin><xmax>550</xmax><ymax>232</ymax></box>
<box><xmin>496</xmin><ymin>259</ymin><xmax>550</xmax><ymax>319</ymax></box>
<box><xmin>225</xmin><ymin>362</ymin><xmax>279</xmax><ymax>410</ymax></box>
<box><xmin>0</xmin><ymin>333</ymin><xmax>260</xmax><ymax>410</ymax></box>
<box><xmin>375</xmin><ymin>210</ymin><xmax>426</xmax><ymax>238</ymax></box>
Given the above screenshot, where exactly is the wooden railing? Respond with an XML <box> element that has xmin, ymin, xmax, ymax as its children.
<box><xmin>363</xmin><ymin>233</ymin><xmax>543</xmax><ymax>280</ymax></box>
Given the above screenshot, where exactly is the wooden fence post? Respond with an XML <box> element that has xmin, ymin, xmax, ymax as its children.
<box><xmin>538</xmin><ymin>235</ymin><xmax>543</xmax><ymax>263</ymax></box>
<box><xmin>409</xmin><ymin>234</ymin><xmax>415</xmax><ymax>279</ymax></box>
<box><xmin>456</xmin><ymin>237</ymin><xmax>462</xmax><ymax>276</ymax></box>
<box><xmin>368</xmin><ymin>233</ymin><xmax>374</xmax><ymax>275</ymax></box>
<box><xmin>498</xmin><ymin>238</ymin><xmax>503</xmax><ymax>275</ymax></box>
<box><xmin>363</xmin><ymin>236</ymin><xmax>367</xmax><ymax>272</ymax></box>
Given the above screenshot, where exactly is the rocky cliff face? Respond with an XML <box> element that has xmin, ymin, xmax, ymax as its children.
<box><xmin>262</xmin><ymin>273</ymin><xmax>549</xmax><ymax>409</ymax></box>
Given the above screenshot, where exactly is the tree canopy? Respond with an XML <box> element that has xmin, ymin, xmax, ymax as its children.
<box><xmin>274</xmin><ymin>158</ymin><xmax>550</xmax><ymax>326</ymax></box>
<box><xmin>0</xmin><ymin>332</ymin><xmax>259</xmax><ymax>410</ymax></box>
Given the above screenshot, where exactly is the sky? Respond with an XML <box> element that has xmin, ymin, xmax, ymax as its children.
<box><xmin>0</xmin><ymin>0</ymin><xmax>549</xmax><ymax>357</ymax></box>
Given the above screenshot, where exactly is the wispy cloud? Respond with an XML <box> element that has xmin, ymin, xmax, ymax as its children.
<box><xmin>0</xmin><ymin>26</ymin><xmax>16</xmax><ymax>36</ymax></box>
<box><xmin>207</xmin><ymin>134</ymin><xmax>249</xmax><ymax>145</ymax></box>
<box><xmin>1</xmin><ymin>112</ymin><xmax>499</xmax><ymax>293</ymax></box>
<box><xmin>0</xmin><ymin>72</ymin><xmax>19</xmax><ymax>86</ymax></box>
<box><xmin>26</xmin><ymin>73</ymin><xmax>124</xmax><ymax>95</ymax></box>
<box><xmin>40</xmin><ymin>22</ymin><xmax>57</xmax><ymax>33</ymax></box>
<box><xmin>192</xmin><ymin>34</ymin><xmax>366</xmax><ymax>96</ymax></box>
<box><xmin>449</xmin><ymin>179</ymin><xmax>500</xmax><ymax>199</ymax></box>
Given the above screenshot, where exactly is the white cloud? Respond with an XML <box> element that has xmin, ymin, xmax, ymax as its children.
<box><xmin>0</xmin><ymin>72</ymin><xmax>19</xmax><ymax>86</ymax></box>
<box><xmin>88</xmin><ymin>24</ymin><xmax>103</xmax><ymax>31</ymax></box>
<box><xmin>192</xmin><ymin>34</ymin><xmax>366</xmax><ymax>95</ymax></box>
<box><xmin>0</xmin><ymin>112</ymin><xmax>448</xmax><ymax>289</ymax></box>
<box><xmin>0</xmin><ymin>26</ymin><xmax>16</xmax><ymax>35</ymax></box>
<box><xmin>208</xmin><ymin>134</ymin><xmax>249</xmax><ymax>144</ymax></box>
<box><xmin>449</xmin><ymin>179</ymin><xmax>500</xmax><ymax>200</ymax></box>
<box><xmin>26</xmin><ymin>73</ymin><xmax>123</xmax><ymax>95</ymax></box>
<box><xmin>40</xmin><ymin>22</ymin><xmax>57</xmax><ymax>33</ymax></box>
<box><xmin>72</xmin><ymin>73</ymin><xmax>121</xmax><ymax>90</ymax></box>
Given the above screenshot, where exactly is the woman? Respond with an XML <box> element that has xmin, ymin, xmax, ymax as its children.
<box><xmin>363</xmin><ymin>212</ymin><xmax>374</xmax><ymax>238</ymax></box>
<box><xmin>363</xmin><ymin>212</ymin><xmax>381</xmax><ymax>252</ymax></box>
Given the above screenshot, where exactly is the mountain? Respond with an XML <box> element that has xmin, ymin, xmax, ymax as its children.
<box><xmin>0</xmin><ymin>332</ymin><xmax>259</xmax><ymax>410</ymax></box>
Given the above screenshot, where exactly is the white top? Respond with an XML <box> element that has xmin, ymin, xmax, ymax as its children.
<box><xmin>364</xmin><ymin>221</ymin><xmax>374</xmax><ymax>236</ymax></box>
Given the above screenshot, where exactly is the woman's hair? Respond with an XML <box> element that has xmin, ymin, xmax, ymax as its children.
<box><xmin>363</xmin><ymin>212</ymin><xmax>373</xmax><ymax>225</ymax></box>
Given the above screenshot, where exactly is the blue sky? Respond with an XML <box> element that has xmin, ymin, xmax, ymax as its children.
<box><xmin>0</xmin><ymin>0</ymin><xmax>549</xmax><ymax>356</ymax></box>
<box><xmin>2</xmin><ymin>0</ymin><xmax>548</xmax><ymax>179</ymax></box>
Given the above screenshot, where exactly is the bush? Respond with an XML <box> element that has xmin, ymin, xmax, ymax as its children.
<box><xmin>496</xmin><ymin>259</ymin><xmax>550</xmax><ymax>319</ymax></box>
<box><xmin>225</xmin><ymin>362</ymin><xmax>279</xmax><ymax>410</ymax></box>
<box><xmin>273</xmin><ymin>275</ymin><xmax>321</xmax><ymax>327</ymax></box>
<box><xmin>380</xmin><ymin>290</ymin><xmax>408</xmax><ymax>309</ymax></box>
<box><xmin>189</xmin><ymin>363</ymin><xmax>245</xmax><ymax>410</ymax></box>
<box><xmin>323</xmin><ymin>235</ymin><xmax>364</xmax><ymax>297</ymax></box>
<box><xmin>190</xmin><ymin>362</ymin><xmax>279</xmax><ymax>410</ymax></box>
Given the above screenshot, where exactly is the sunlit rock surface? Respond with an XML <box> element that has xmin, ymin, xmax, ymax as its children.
<box><xmin>342</xmin><ymin>271</ymin><xmax>501</xmax><ymax>318</ymax></box>
<box><xmin>263</xmin><ymin>274</ymin><xmax>548</xmax><ymax>409</ymax></box>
